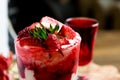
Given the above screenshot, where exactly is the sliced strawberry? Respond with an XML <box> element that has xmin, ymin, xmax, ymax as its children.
<box><xmin>19</xmin><ymin>36</ymin><xmax>42</xmax><ymax>47</ymax></box>
<box><xmin>45</xmin><ymin>34</ymin><xmax>60</xmax><ymax>51</ymax></box>
<box><xmin>18</xmin><ymin>27</ymin><xmax>30</xmax><ymax>39</ymax></box>
<box><xmin>59</xmin><ymin>38</ymin><xmax>69</xmax><ymax>45</ymax></box>
<box><xmin>18</xmin><ymin>22</ymin><xmax>41</xmax><ymax>40</ymax></box>
<box><xmin>29</xmin><ymin>22</ymin><xmax>42</xmax><ymax>29</ymax></box>
<box><xmin>59</xmin><ymin>25</ymin><xmax>76</xmax><ymax>39</ymax></box>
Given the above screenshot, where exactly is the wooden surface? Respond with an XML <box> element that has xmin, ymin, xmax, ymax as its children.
<box><xmin>93</xmin><ymin>30</ymin><xmax>120</xmax><ymax>71</ymax></box>
<box><xmin>77</xmin><ymin>30</ymin><xmax>120</xmax><ymax>80</ymax></box>
<box><xmin>78</xmin><ymin>62</ymin><xmax>120</xmax><ymax>80</ymax></box>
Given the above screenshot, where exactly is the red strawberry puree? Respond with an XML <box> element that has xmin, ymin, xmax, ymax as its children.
<box><xmin>15</xmin><ymin>16</ymin><xmax>81</xmax><ymax>80</ymax></box>
<box><xmin>0</xmin><ymin>51</ymin><xmax>13</xmax><ymax>80</ymax></box>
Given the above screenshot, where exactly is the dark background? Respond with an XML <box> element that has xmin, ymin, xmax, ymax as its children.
<box><xmin>8</xmin><ymin>0</ymin><xmax>79</xmax><ymax>34</ymax></box>
<box><xmin>8</xmin><ymin>0</ymin><xmax>120</xmax><ymax>53</ymax></box>
<box><xmin>8</xmin><ymin>0</ymin><xmax>120</xmax><ymax>34</ymax></box>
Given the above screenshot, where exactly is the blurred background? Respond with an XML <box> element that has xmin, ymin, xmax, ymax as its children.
<box><xmin>8</xmin><ymin>0</ymin><xmax>120</xmax><ymax>70</ymax></box>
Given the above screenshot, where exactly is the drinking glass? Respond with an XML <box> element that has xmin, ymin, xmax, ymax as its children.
<box><xmin>14</xmin><ymin>25</ymin><xmax>81</xmax><ymax>80</ymax></box>
<box><xmin>65</xmin><ymin>17</ymin><xmax>98</xmax><ymax>66</ymax></box>
<box><xmin>65</xmin><ymin>17</ymin><xmax>98</xmax><ymax>79</ymax></box>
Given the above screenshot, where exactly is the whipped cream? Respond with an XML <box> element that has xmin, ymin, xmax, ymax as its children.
<box><xmin>41</xmin><ymin>16</ymin><xmax>63</xmax><ymax>33</ymax></box>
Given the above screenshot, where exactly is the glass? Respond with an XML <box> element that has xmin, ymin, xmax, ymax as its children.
<box><xmin>65</xmin><ymin>17</ymin><xmax>99</xmax><ymax>66</ymax></box>
<box><xmin>14</xmin><ymin>25</ymin><xmax>81</xmax><ymax>80</ymax></box>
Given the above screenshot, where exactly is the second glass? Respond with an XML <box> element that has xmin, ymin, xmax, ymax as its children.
<box><xmin>65</xmin><ymin>17</ymin><xmax>99</xmax><ymax>66</ymax></box>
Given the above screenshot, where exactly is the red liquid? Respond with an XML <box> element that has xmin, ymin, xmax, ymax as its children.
<box><xmin>15</xmin><ymin>25</ymin><xmax>81</xmax><ymax>80</ymax></box>
<box><xmin>66</xmin><ymin>18</ymin><xmax>98</xmax><ymax>66</ymax></box>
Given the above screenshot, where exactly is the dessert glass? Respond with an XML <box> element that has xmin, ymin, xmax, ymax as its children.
<box><xmin>15</xmin><ymin>17</ymin><xmax>81</xmax><ymax>80</ymax></box>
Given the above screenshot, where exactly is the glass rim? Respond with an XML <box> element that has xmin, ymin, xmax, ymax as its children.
<box><xmin>65</xmin><ymin>17</ymin><xmax>99</xmax><ymax>27</ymax></box>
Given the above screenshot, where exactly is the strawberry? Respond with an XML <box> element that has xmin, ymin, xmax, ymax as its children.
<box><xmin>19</xmin><ymin>36</ymin><xmax>42</xmax><ymax>47</ymax></box>
<box><xmin>59</xmin><ymin>25</ymin><xmax>76</xmax><ymax>39</ymax></box>
<box><xmin>0</xmin><ymin>51</ymin><xmax>13</xmax><ymax>80</ymax></box>
<box><xmin>59</xmin><ymin>38</ymin><xmax>69</xmax><ymax>45</ymax></box>
<box><xmin>18</xmin><ymin>22</ymin><xmax>42</xmax><ymax>40</ymax></box>
<box><xmin>29</xmin><ymin>22</ymin><xmax>41</xmax><ymax>29</ymax></box>
<box><xmin>18</xmin><ymin>27</ymin><xmax>30</xmax><ymax>39</ymax></box>
<box><xmin>45</xmin><ymin>34</ymin><xmax>60</xmax><ymax>51</ymax></box>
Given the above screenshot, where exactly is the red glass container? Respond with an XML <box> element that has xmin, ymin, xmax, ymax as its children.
<box><xmin>65</xmin><ymin>17</ymin><xmax>98</xmax><ymax>66</ymax></box>
<box><xmin>15</xmin><ymin>22</ymin><xmax>81</xmax><ymax>80</ymax></box>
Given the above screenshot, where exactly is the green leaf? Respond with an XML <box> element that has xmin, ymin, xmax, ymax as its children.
<box><xmin>54</xmin><ymin>24</ymin><xmax>59</xmax><ymax>32</ymax></box>
<box><xmin>29</xmin><ymin>23</ymin><xmax>60</xmax><ymax>40</ymax></box>
<box><xmin>49</xmin><ymin>24</ymin><xmax>59</xmax><ymax>33</ymax></box>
